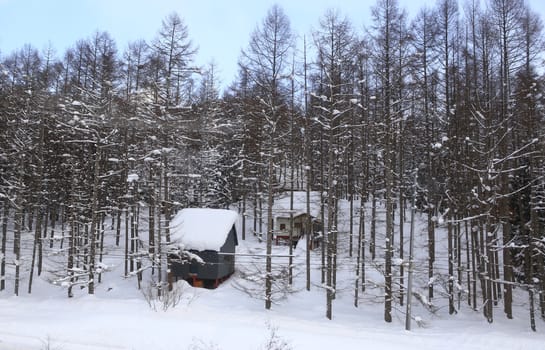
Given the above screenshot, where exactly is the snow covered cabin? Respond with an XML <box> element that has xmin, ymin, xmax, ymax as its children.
<box><xmin>273</xmin><ymin>191</ymin><xmax>323</xmax><ymax>248</ymax></box>
<box><xmin>168</xmin><ymin>208</ymin><xmax>239</xmax><ymax>288</ymax></box>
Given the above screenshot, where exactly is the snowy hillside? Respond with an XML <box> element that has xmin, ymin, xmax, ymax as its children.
<box><xmin>0</xmin><ymin>199</ymin><xmax>544</xmax><ymax>350</ymax></box>
<box><xmin>3</xmin><ymin>0</ymin><xmax>545</xmax><ymax>348</ymax></box>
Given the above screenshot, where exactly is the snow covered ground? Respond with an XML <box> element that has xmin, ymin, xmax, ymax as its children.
<box><xmin>1</xmin><ymin>275</ymin><xmax>543</xmax><ymax>350</ymax></box>
<box><xmin>1</xmin><ymin>200</ymin><xmax>544</xmax><ymax>350</ymax></box>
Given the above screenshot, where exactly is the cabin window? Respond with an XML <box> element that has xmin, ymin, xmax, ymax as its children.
<box><xmin>280</xmin><ymin>224</ymin><xmax>286</xmax><ymax>230</ymax></box>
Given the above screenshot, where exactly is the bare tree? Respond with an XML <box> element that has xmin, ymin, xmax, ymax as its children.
<box><xmin>239</xmin><ymin>4</ymin><xmax>294</xmax><ymax>310</ymax></box>
<box><xmin>369</xmin><ymin>0</ymin><xmax>407</xmax><ymax>323</ymax></box>
<box><xmin>311</xmin><ymin>8</ymin><xmax>356</xmax><ymax>320</ymax></box>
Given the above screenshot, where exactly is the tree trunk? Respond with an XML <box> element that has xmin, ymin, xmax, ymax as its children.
<box><xmin>116</xmin><ymin>208</ymin><xmax>122</xmax><ymax>247</ymax></box>
<box><xmin>67</xmin><ymin>215</ymin><xmax>75</xmax><ymax>298</ymax></box>
<box><xmin>464</xmin><ymin>221</ymin><xmax>472</xmax><ymax>307</ymax></box>
<box><xmin>398</xmin><ymin>140</ymin><xmax>405</xmax><ymax>306</ymax></box>
<box><xmin>135</xmin><ymin>203</ymin><xmax>142</xmax><ymax>289</ymax></box>
<box><xmin>88</xmin><ymin>144</ymin><xmax>102</xmax><ymax>295</ymax></box>
<box><xmin>242</xmin><ymin>190</ymin><xmax>247</xmax><ymax>241</ymax></box>
<box><xmin>320</xmin><ymin>130</ymin><xmax>326</xmax><ymax>284</ymax></box>
<box><xmin>349</xmin><ymin>192</ymin><xmax>354</xmax><ymax>258</ymax></box>
<box><xmin>28</xmin><ymin>211</ymin><xmax>43</xmax><ymax>294</ymax></box>
<box><xmin>157</xmin><ymin>165</ymin><xmax>163</xmax><ymax>296</ymax></box>
<box><xmin>29</xmin><ymin>116</ymin><xmax>46</xmax><ymax>292</ymax></box>
<box><xmin>253</xmin><ymin>184</ymin><xmax>258</xmax><ymax>236</ymax></box>
<box><xmin>1</xmin><ymin>198</ymin><xmax>8</xmax><ymax>291</ymax></box>
<box><xmin>288</xmin><ymin>174</ymin><xmax>294</xmax><ymax>285</ymax></box>
<box><xmin>355</xmin><ymin>202</ymin><xmax>365</xmax><ymax>306</ymax></box>
<box><xmin>485</xmin><ymin>219</ymin><xmax>494</xmax><ymax>323</ymax></box>
<box><xmin>470</xmin><ymin>220</ymin><xmax>478</xmax><ymax>310</ymax></box>
<box><xmin>163</xmin><ymin>155</ymin><xmax>171</xmax><ymax>243</ymax></box>
<box><xmin>14</xmin><ymin>201</ymin><xmax>22</xmax><ymax>297</ymax></box>
<box><xmin>305</xmin><ymin>41</ymin><xmax>312</xmax><ymax>289</ymax></box>
<box><xmin>265</xmin><ymin>154</ymin><xmax>274</xmax><ymax>310</ymax></box>
<box><xmin>448</xmin><ymin>220</ymin><xmax>455</xmax><ymax>314</ymax></box>
<box><xmin>148</xmin><ymin>167</ymin><xmax>155</xmax><ymax>274</ymax></box>
<box><xmin>98</xmin><ymin>214</ymin><xmax>105</xmax><ymax>284</ymax></box>
<box><xmin>370</xmin><ymin>186</ymin><xmax>377</xmax><ymax>260</ymax></box>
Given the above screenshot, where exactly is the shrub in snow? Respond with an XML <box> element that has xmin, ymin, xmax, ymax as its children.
<box><xmin>187</xmin><ymin>338</ymin><xmax>221</xmax><ymax>350</ymax></box>
<box><xmin>142</xmin><ymin>280</ymin><xmax>196</xmax><ymax>311</ymax></box>
<box><xmin>261</xmin><ymin>322</ymin><xmax>292</xmax><ymax>350</ymax></box>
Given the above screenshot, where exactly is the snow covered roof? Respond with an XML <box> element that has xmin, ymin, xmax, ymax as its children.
<box><xmin>273</xmin><ymin>191</ymin><xmax>322</xmax><ymax>220</ymax></box>
<box><xmin>170</xmin><ymin>208</ymin><xmax>238</xmax><ymax>251</ymax></box>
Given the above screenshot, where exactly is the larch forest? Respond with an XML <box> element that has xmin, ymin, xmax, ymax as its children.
<box><xmin>1</xmin><ymin>0</ymin><xmax>545</xmax><ymax>331</ymax></box>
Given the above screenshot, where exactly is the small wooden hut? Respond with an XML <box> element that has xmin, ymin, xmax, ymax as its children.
<box><xmin>273</xmin><ymin>191</ymin><xmax>322</xmax><ymax>248</ymax></box>
<box><xmin>168</xmin><ymin>208</ymin><xmax>238</xmax><ymax>288</ymax></box>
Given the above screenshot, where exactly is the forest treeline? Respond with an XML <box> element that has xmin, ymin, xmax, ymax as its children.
<box><xmin>1</xmin><ymin>0</ymin><xmax>544</xmax><ymax>329</ymax></box>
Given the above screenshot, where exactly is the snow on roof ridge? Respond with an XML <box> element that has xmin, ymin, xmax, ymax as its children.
<box><xmin>170</xmin><ymin>208</ymin><xmax>238</xmax><ymax>251</ymax></box>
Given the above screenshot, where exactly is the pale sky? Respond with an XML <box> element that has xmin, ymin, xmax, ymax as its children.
<box><xmin>1</xmin><ymin>0</ymin><xmax>545</xmax><ymax>89</ymax></box>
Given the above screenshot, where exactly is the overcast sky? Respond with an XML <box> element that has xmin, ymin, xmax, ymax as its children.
<box><xmin>1</xmin><ymin>0</ymin><xmax>545</xmax><ymax>89</ymax></box>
